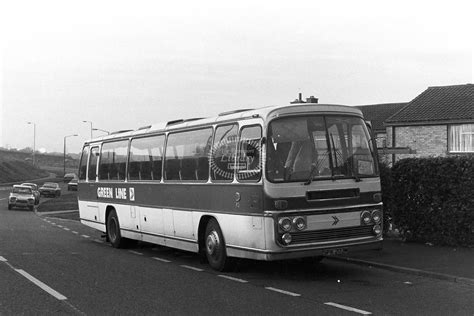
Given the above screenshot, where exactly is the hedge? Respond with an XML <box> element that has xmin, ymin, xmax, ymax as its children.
<box><xmin>385</xmin><ymin>156</ymin><xmax>474</xmax><ymax>247</ymax></box>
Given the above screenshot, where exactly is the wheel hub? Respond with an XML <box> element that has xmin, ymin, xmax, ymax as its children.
<box><xmin>206</xmin><ymin>230</ymin><xmax>220</xmax><ymax>256</ymax></box>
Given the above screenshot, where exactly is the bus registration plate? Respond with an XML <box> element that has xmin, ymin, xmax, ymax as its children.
<box><xmin>323</xmin><ymin>248</ymin><xmax>347</xmax><ymax>256</ymax></box>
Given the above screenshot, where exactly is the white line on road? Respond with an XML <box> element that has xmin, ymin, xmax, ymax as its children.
<box><xmin>180</xmin><ymin>265</ymin><xmax>204</xmax><ymax>272</ymax></box>
<box><xmin>265</xmin><ymin>287</ymin><xmax>301</xmax><ymax>297</ymax></box>
<box><xmin>56</xmin><ymin>225</ymin><xmax>64</xmax><ymax>228</ymax></box>
<box><xmin>71</xmin><ymin>231</ymin><xmax>78</xmax><ymax>234</ymax></box>
<box><xmin>63</xmin><ymin>228</ymin><xmax>70</xmax><ymax>231</ymax></box>
<box><xmin>15</xmin><ymin>269</ymin><xmax>67</xmax><ymax>300</ymax></box>
<box><xmin>153</xmin><ymin>257</ymin><xmax>171</xmax><ymax>263</ymax></box>
<box><xmin>324</xmin><ymin>302</ymin><xmax>372</xmax><ymax>315</ymax></box>
<box><xmin>218</xmin><ymin>275</ymin><xmax>248</xmax><ymax>283</ymax></box>
<box><xmin>128</xmin><ymin>250</ymin><xmax>143</xmax><ymax>256</ymax></box>
<box><xmin>0</xmin><ymin>198</ymin><xmax>6</xmax><ymax>201</ymax></box>
<box><xmin>93</xmin><ymin>239</ymin><xmax>104</xmax><ymax>244</ymax></box>
<box><xmin>81</xmin><ymin>235</ymin><xmax>90</xmax><ymax>238</ymax></box>
<box><xmin>0</xmin><ymin>256</ymin><xmax>7</xmax><ymax>262</ymax></box>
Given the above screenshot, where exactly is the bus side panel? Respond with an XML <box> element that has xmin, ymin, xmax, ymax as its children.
<box><xmin>194</xmin><ymin>212</ymin><xmax>268</xmax><ymax>256</ymax></box>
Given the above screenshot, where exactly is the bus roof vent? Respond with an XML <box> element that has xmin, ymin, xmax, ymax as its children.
<box><xmin>138</xmin><ymin>125</ymin><xmax>152</xmax><ymax>130</ymax></box>
<box><xmin>166</xmin><ymin>119</ymin><xmax>184</xmax><ymax>126</ymax></box>
<box><xmin>110</xmin><ymin>129</ymin><xmax>134</xmax><ymax>135</ymax></box>
<box><xmin>218</xmin><ymin>108</ymin><xmax>254</xmax><ymax>116</ymax></box>
<box><xmin>182</xmin><ymin>117</ymin><xmax>204</xmax><ymax>123</ymax></box>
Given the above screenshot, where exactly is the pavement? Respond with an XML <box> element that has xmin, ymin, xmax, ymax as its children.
<box><xmin>329</xmin><ymin>237</ymin><xmax>474</xmax><ymax>286</ymax></box>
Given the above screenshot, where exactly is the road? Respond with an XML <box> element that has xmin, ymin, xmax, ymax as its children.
<box><xmin>0</xmin><ymin>187</ymin><xmax>473</xmax><ymax>315</ymax></box>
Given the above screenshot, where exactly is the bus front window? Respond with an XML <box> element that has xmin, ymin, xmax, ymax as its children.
<box><xmin>266</xmin><ymin>115</ymin><xmax>377</xmax><ymax>183</ymax></box>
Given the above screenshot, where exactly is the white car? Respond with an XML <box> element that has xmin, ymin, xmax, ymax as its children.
<box><xmin>8</xmin><ymin>185</ymin><xmax>36</xmax><ymax>211</ymax></box>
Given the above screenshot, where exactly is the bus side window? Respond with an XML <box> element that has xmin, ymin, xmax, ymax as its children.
<box><xmin>237</xmin><ymin>125</ymin><xmax>262</xmax><ymax>182</ymax></box>
<box><xmin>211</xmin><ymin>124</ymin><xmax>238</xmax><ymax>182</ymax></box>
<box><xmin>165</xmin><ymin>128</ymin><xmax>212</xmax><ymax>182</ymax></box>
<box><xmin>99</xmin><ymin>140</ymin><xmax>128</xmax><ymax>181</ymax></box>
<box><xmin>129</xmin><ymin>135</ymin><xmax>164</xmax><ymax>181</ymax></box>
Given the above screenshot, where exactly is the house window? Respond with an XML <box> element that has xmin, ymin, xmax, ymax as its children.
<box><xmin>449</xmin><ymin>124</ymin><xmax>474</xmax><ymax>153</ymax></box>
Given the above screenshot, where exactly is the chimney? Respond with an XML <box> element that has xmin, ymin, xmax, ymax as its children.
<box><xmin>306</xmin><ymin>96</ymin><xmax>318</xmax><ymax>103</ymax></box>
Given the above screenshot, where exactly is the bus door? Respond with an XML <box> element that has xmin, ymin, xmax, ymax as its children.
<box><xmin>84</xmin><ymin>146</ymin><xmax>100</xmax><ymax>223</ymax></box>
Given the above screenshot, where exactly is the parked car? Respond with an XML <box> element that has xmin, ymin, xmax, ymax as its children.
<box><xmin>39</xmin><ymin>182</ymin><xmax>61</xmax><ymax>197</ymax></box>
<box><xmin>8</xmin><ymin>185</ymin><xmax>36</xmax><ymax>211</ymax></box>
<box><xmin>21</xmin><ymin>183</ymin><xmax>41</xmax><ymax>205</ymax></box>
<box><xmin>67</xmin><ymin>179</ymin><xmax>78</xmax><ymax>191</ymax></box>
<box><xmin>63</xmin><ymin>173</ymin><xmax>77</xmax><ymax>183</ymax></box>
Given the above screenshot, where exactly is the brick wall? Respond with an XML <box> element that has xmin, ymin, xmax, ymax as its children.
<box><xmin>393</xmin><ymin>125</ymin><xmax>447</xmax><ymax>160</ymax></box>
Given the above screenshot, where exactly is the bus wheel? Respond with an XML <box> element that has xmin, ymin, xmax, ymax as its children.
<box><xmin>204</xmin><ymin>219</ymin><xmax>235</xmax><ymax>272</ymax></box>
<box><xmin>107</xmin><ymin>209</ymin><xmax>126</xmax><ymax>248</ymax></box>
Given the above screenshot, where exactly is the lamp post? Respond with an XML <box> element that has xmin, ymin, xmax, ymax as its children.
<box><xmin>64</xmin><ymin>134</ymin><xmax>78</xmax><ymax>176</ymax></box>
<box><xmin>82</xmin><ymin>120</ymin><xmax>93</xmax><ymax>139</ymax></box>
<box><xmin>27</xmin><ymin>122</ymin><xmax>36</xmax><ymax>165</ymax></box>
<box><xmin>92</xmin><ymin>128</ymin><xmax>110</xmax><ymax>135</ymax></box>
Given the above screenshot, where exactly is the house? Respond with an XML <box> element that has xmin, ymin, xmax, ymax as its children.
<box><xmin>356</xmin><ymin>103</ymin><xmax>407</xmax><ymax>148</ymax></box>
<box><xmin>385</xmin><ymin>84</ymin><xmax>474</xmax><ymax>162</ymax></box>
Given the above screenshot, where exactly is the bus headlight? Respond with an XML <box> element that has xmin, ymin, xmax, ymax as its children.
<box><xmin>278</xmin><ymin>217</ymin><xmax>292</xmax><ymax>232</ymax></box>
<box><xmin>281</xmin><ymin>233</ymin><xmax>292</xmax><ymax>245</ymax></box>
<box><xmin>371</xmin><ymin>210</ymin><xmax>382</xmax><ymax>224</ymax></box>
<box><xmin>292</xmin><ymin>216</ymin><xmax>306</xmax><ymax>231</ymax></box>
<box><xmin>361</xmin><ymin>211</ymin><xmax>372</xmax><ymax>225</ymax></box>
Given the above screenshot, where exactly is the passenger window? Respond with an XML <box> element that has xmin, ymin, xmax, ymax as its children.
<box><xmin>99</xmin><ymin>140</ymin><xmax>129</xmax><ymax>181</ymax></box>
<box><xmin>78</xmin><ymin>146</ymin><xmax>89</xmax><ymax>181</ymax></box>
<box><xmin>211</xmin><ymin>124</ymin><xmax>238</xmax><ymax>181</ymax></box>
<box><xmin>88</xmin><ymin>147</ymin><xmax>99</xmax><ymax>181</ymax></box>
<box><xmin>129</xmin><ymin>135</ymin><xmax>164</xmax><ymax>181</ymax></box>
<box><xmin>237</xmin><ymin>125</ymin><xmax>262</xmax><ymax>181</ymax></box>
<box><xmin>164</xmin><ymin>128</ymin><xmax>212</xmax><ymax>181</ymax></box>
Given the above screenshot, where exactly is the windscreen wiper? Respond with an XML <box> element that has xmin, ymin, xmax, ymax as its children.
<box><xmin>304</xmin><ymin>163</ymin><xmax>318</xmax><ymax>185</ymax></box>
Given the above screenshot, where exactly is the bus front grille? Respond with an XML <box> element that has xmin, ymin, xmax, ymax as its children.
<box><xmin>291</xmin><ymin>226</ymin><xmax>374</xmax><ymax>244</ymax></box>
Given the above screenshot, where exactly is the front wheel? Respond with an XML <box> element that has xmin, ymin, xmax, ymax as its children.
<box><xmin>204</xmin><ymin>219</ymin><xmax>236</xmax><ymax>272</ymax></box>
<box><xmin>8</xmin><ymin>204</ymin><xmax>12</xmax><ymax>210</ymax></box>
<box><xmin>107</xmin><ymin>209</ymin><xmax>127</xmax><ymax>248</ymax></box>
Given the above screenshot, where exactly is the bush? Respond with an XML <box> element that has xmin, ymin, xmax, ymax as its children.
<box><xmin>388</xmin><ymin>156</ymin><xmax>474</xmax><ymax>246</ymax></box>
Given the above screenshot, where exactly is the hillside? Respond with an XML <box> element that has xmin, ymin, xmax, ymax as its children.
<box><xmin>0</xmin><ymin>157</ymin><xmax>50</xmax><ymax>184</ymax></box>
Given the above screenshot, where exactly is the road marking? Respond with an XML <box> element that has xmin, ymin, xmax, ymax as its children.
<box><xmin>0</xmin><ymin>256</ymin><xmax>7</xmax><ymax>262</ymax></box>
<box><xmin>180</xmin><ymin>265</ymin><xmax>203</xmax><ymax>272</ymax></box>
<box><xmin>63</xmin><ymin>228</ymin><xmax>70</xmax><ymax>231</ymax></box>
<box><xmin>81</xmin><ymin>235</ymin><xmax>90</xmax><ymax>238</ymax></box>
<box><xmin>218</xmin><ymin>275</ymin><xmax>248</xmax><ymax>283</ymax></box>
<box><xmin>15</xmin><ymin>269</ymin><xmax>67</xmax><ymax>300</ymax></box>
<box><xmin>153</xmin><ymin>257</ymin><xmax>171</xmax><ymax>263</ymax></box>
<box><xmin>71</xmin><ymin>231</ymin><xmax>78</xmax><ymax>234</ymax></box>
<box><xmin>93</xmin><ymin>239</ymin><xmax>104</xmax><ymax>244</ymax></box>
<box><xmin>57</xmin><ymin>225</ymin><xmax>64</xmax><ymax>228</ymax></box>
<box><xmin>128</xmin><ymin>250</ymin><xmax>143</xmax><ymax>256</ymax></box>
<box><xmin>265</xmin><ymin>287</ymin><xmax>301</xmax><ymax>297</ymax></box>
<box><xmin>324</xmin><ymin>302</ymin><xmax>372</xmax><ymax>315</ymax></box>
<box><xmin>0</xmin><ymin>198</ymin><xmax>6</xmax><ymax>201</ymax></box>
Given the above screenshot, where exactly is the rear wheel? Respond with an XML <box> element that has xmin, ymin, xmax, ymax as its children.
<box><xmin>204</xmin><ymin>218</ymin><xmax>236</xmax><ymax>271</ymax></box>
<box><xmin>29</xmin><ymin>205</ymin><xmax>34</xmax><ymax>212</ymax></box>
<box><xmin>7</xmin><ymin>204</ymin><xmax>12</xmax><ymax>210</ymax></box>
<box><xmin>107</xmin><ymin>209</ymin><xmax>127</xmax><ymax>248</ymax></box>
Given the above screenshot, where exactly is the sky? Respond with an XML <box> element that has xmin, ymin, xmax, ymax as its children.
<box><xmin>1</xmin><ymin>0</ymin><xmax>473</xmax><ymax>153</ymax></box>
